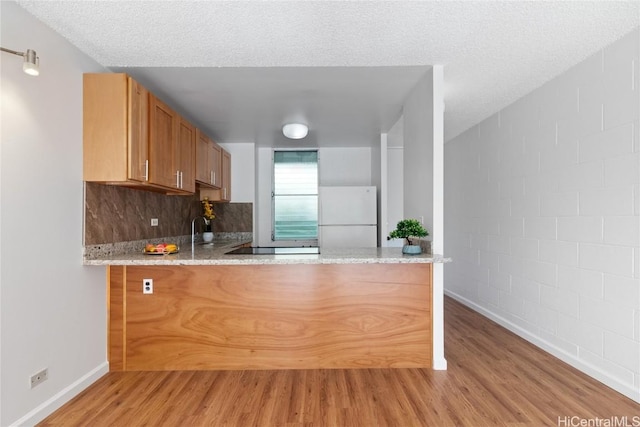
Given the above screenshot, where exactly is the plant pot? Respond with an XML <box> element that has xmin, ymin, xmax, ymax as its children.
<box><xmin>402</xmin><ymin>245</ymin><xmax>422</xmax><ymax>255</ymax></box>
<box><xmin>202</xmin><ymin>231</ymin><xmax>214</xmax><ymax>243</ymax></box>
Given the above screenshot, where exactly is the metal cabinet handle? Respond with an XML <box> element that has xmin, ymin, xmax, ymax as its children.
<box><xmin>143</xmin><ymin>160</ymin><xmax>149</xmax><ymax>181</ymax></box>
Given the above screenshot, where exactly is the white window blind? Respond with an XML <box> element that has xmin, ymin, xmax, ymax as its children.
<box><xmin>273</xmin><ymin>151</ymin><xmax>318</xmax><ymax>240</ymax></box>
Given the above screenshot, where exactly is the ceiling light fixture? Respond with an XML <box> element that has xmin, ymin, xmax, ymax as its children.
<box><xmin>1</xmin><ymin>47</ymin><xmax>40</xmax><ymax>76</ymax></box>
<box><xmin>282</xmin><ymin>123</ymin><xmax>308</xmax><ymax>139</ymax></box>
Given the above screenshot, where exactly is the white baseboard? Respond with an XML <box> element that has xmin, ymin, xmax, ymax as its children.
<box><xmin>444</xmin><ymin>290</ymin><xmax>640</xmax><ymax>404</ymax></box>
<box><xmin>432</xmin><ymin>358</ymin><xmax>448</xmax><ymax>370</ymax></box>
<box><xmin>11</xmin><ymin>362</ymin><xmax>109</xmax><ymax>427</ymax></box>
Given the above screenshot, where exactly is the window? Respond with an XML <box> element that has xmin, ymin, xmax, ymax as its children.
<box><xmin>272</xmin><ymin>150</ymin><xmax>318</xmax><ymax>241</ymax></box>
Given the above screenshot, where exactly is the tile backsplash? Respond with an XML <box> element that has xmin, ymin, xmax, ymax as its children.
<box><xmin>84</xmin><ymin>182</ymin><xmax>252</xmax><ymax>245</ymax></box>
<box><xmin>212</xmin><ymin>202</ymin><xmax>253</xmax><ymax>233</ymax></box>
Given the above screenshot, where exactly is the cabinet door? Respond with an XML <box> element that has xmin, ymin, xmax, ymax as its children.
<box><xmin>199</xmin><ymin>147</ymin><xmax>230</xmax><ymax>202</ymax></box>
<box><xmin>221</xmin><ymin>149</ymin><xmax>231</xmax><ymax>201</ymax></box>
<box><xmin>211</xmin><ymin>142</ymin><xmax>222</xmax><ymax>188</ymax></box>
<box><xmin>177</xmin><ymin>117</ymin><xmax>195</xmax><ymax>193</ymax></box>
<box><xmin>83</xmin><ymin>73</ymin><xmax>130</xmax><ymax>182</ymax></box>
<box><xmin>149</xmin><ymin>95</ymin><xmax>178</xmax><ymax>189</ymax></box>
<box><xmin>195</xmin><ymin>129</ymin><xmax>211</xmax><ymax>184</ymax></box>
<box><xmin>196</xmin><ymin>131</ymin><xmax>222</xmax><ymax>189</ymax></box>
<box><xmin>127</xmin><ymin>77</ymin><xmax>149</xmax><ymax>182</ymax></box>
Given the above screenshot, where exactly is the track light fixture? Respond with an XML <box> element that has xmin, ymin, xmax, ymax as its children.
<box><xmin>1</xmin><ymin>46</ymin><xmax>40</xmax><ymax>76</ymax></box>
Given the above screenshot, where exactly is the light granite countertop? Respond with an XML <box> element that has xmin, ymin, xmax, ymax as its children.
<box><xmin>83</xmin><ymin>239</ymin><xmax>451</xmax><ymax>266</ymax></box>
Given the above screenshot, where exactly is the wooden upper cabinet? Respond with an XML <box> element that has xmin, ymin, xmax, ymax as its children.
<box><xmin>177</xmin><ymin>117</ymin><xmax>195</xmax><ymax>193</ymax></box>
<box><xmin>84</xmin><ymin>73</ymin><xmax>151</xmax><ymax>184</ymax></box>
<box><xmin>128</xmin><ymin>78</ymin><xmax>149</xmax><ymax>182</ymax></box>
<box><xmin>195</xmin><ymin>129</ymin><xmax>222</xmax><ymax>189</ymax></box>
<box><xmin>220</xmin><ymin>149</ymin><xmax>231</xmax><ymax>201</ymax></box>
<box><xmin>84</xmin><ymin>72</ymin><xmax>198</xmax><ymax>195</ymax></box>
<box><xmin>148</xmin><ymin>96</ymin><xmax>195</xmax><ymax>193</ymax></box>
<box><xmin>149</xmin><ymin>95</ymin><xmax>178</xmax><ymax>189</ymax></box>
<box><xmin>211</xmin><ymin>143</ymin><xmax>222</xmax><ymax>188</ymax></box>
<box><xmin>199</xmin><ymin>147</ymin><xmax>231</xmax><ymax>202</ymax></box>
<box><xmin>195</xmin><ymin>129</ymin><xmax>210</xmax><ymax>184</ymax></box>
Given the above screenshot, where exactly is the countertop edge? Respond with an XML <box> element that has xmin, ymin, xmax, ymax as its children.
<box><xmin>83</xmin><ymin>253</ymin><xmax>452</xmax><ymax>266</ymax></box>
<box><xmin>83</xmin><ymin>238</ymin><xmax>452</xmax><ymax>266</ymax></box>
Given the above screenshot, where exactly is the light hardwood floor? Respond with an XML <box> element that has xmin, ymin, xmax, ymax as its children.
<box><xmin>38</xmin><ymin>296</ymin><xmax>640</xmax><ymax>426</ymax></box>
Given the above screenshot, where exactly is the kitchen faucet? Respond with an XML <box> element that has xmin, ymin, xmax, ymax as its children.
<box><xmin>191</xmin><ymin>216</ymin><xmax>208</xmax><ymax>249</ymax></box>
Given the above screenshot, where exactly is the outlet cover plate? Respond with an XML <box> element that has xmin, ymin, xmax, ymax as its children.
<box><xmin>143</xmin><ymin>278</ymin><xmax>153</xmax><ymax>294</ymax></box>
<box><xmin>30</xmin><ymin>368</ymin><xmax>48</xmax><ymax>388</ymax></box>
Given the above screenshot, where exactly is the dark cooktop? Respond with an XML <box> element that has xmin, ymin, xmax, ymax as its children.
<box><xmin>226</xmin><ymin>247</ymin><xmax>320</xmax><ymax>255</ymax></box>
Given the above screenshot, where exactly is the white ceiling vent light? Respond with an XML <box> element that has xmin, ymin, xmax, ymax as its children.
<box><xmin>282</xmin><ymin>123</ymin><xmax>309</xmax><ymax>140</ymax></box>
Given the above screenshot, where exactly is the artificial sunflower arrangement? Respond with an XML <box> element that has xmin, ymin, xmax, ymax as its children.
<box><xmin>201</xmin><ymin>197</ymin><xmax>216</xmax><ymax>231</ymax></box>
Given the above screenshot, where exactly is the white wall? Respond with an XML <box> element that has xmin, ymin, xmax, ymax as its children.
<box><xmin>385</xmin><ymin>117</ymin><xmax>404</xmax><ymax>247</ymax></box>
<box><xmin>444</xmin><ymin>29</ymin><xmax>640</xmax><ymax>402</ymax></box>
<box><xmin>318</xmin><ymin>147</ymin><xmax>371</xmax><ymax>186</ymax></box>
<box><xmin>391</xmin><ymin>68</ymin><xmax>446</xmax><ymax>370</ymax></box>
<box><xmin>403</xmin><ymin>71</ymin><xmax>434</xmax><ymax>235</ymax></box>
<box><xmin>371</xmin><ymin>138</ymin><xmax>382</xmax><ymax>247</ymax></box>
<box><xmin>255</xmin><ymin>147</ymin><xmax>273</xmax><ymax>246</ymax></box>
<box><xmin>1</xmin><ymin>2</ymin><xmax>109</xmax><ymax>425</ymax></box>
<box><xmin>370</xmin><ymin>141</ymin><xmax>381</xmax><ymax>192</ymax></box>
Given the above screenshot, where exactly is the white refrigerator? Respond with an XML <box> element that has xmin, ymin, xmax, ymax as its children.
<box><xmin>318</xmin><ymin>186</ymin><xmax>377</xmax><ymax>248</ymax></box>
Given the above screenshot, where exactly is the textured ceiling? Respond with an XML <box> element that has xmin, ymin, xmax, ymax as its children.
<box><xmin>16</xmin><ymin>1</ymin><xmax>640</xmax><ymax>146</ymax></box>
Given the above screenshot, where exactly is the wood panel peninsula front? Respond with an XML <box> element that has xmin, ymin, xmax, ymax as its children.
<box><xmin>89</xmin><ymin>246</ymin><xmax>449</xmax><ymax>372</ymax></box>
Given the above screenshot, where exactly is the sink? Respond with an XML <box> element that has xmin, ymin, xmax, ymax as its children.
<box><xmin>226</xmin><ymin>247</ymin><xmax>320</xmax><ymax>255</ymax></box>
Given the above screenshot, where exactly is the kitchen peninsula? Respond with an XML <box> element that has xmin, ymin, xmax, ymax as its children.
<box><xmin>86</xmin><ymin>243</ymin><xmax>449</xmax><ymax>372</ymax></box>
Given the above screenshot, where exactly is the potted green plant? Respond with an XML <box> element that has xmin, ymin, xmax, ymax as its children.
<box><xmin>388</xmin><ymin>219</ymin><xmax>429</xmax><ymax>255</ymax></box>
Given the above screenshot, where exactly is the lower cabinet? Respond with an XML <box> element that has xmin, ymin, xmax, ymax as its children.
<box><xmin>107</xmin><ymin>263</ymin><xmax>432</xmax><ymax>371</ymax></box>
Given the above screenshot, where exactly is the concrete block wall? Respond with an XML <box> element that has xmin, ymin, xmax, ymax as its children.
<box><xmin>444</xmin><ymin>28</ymin><xmax>639</xmax><ymax>401</ymax></box>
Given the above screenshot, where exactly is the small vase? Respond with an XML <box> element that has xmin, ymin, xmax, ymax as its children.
<box><xmin>202</xmin><ymin>231</ymin><xmax>214</xmax><ymax>243</ymax></box>
<box><xmin>402</xmin><ymin>245</ymin><xmax>422</xmax><ymax>255</ymax></box>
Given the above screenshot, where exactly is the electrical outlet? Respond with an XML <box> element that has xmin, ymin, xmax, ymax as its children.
<box><xmin>151</xmin><ymin>218</ymin><xmax>159</xmax><ymax>226</ymax></box>
<box><xmin>143</xmin><ymin>278</ymin><xmax>153</xmax><ymax>294</ymax></box>
<box><xmin>30</xmin><ymin>368</ymin><xmax>48</xmax><ymax>388</ymax></box>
